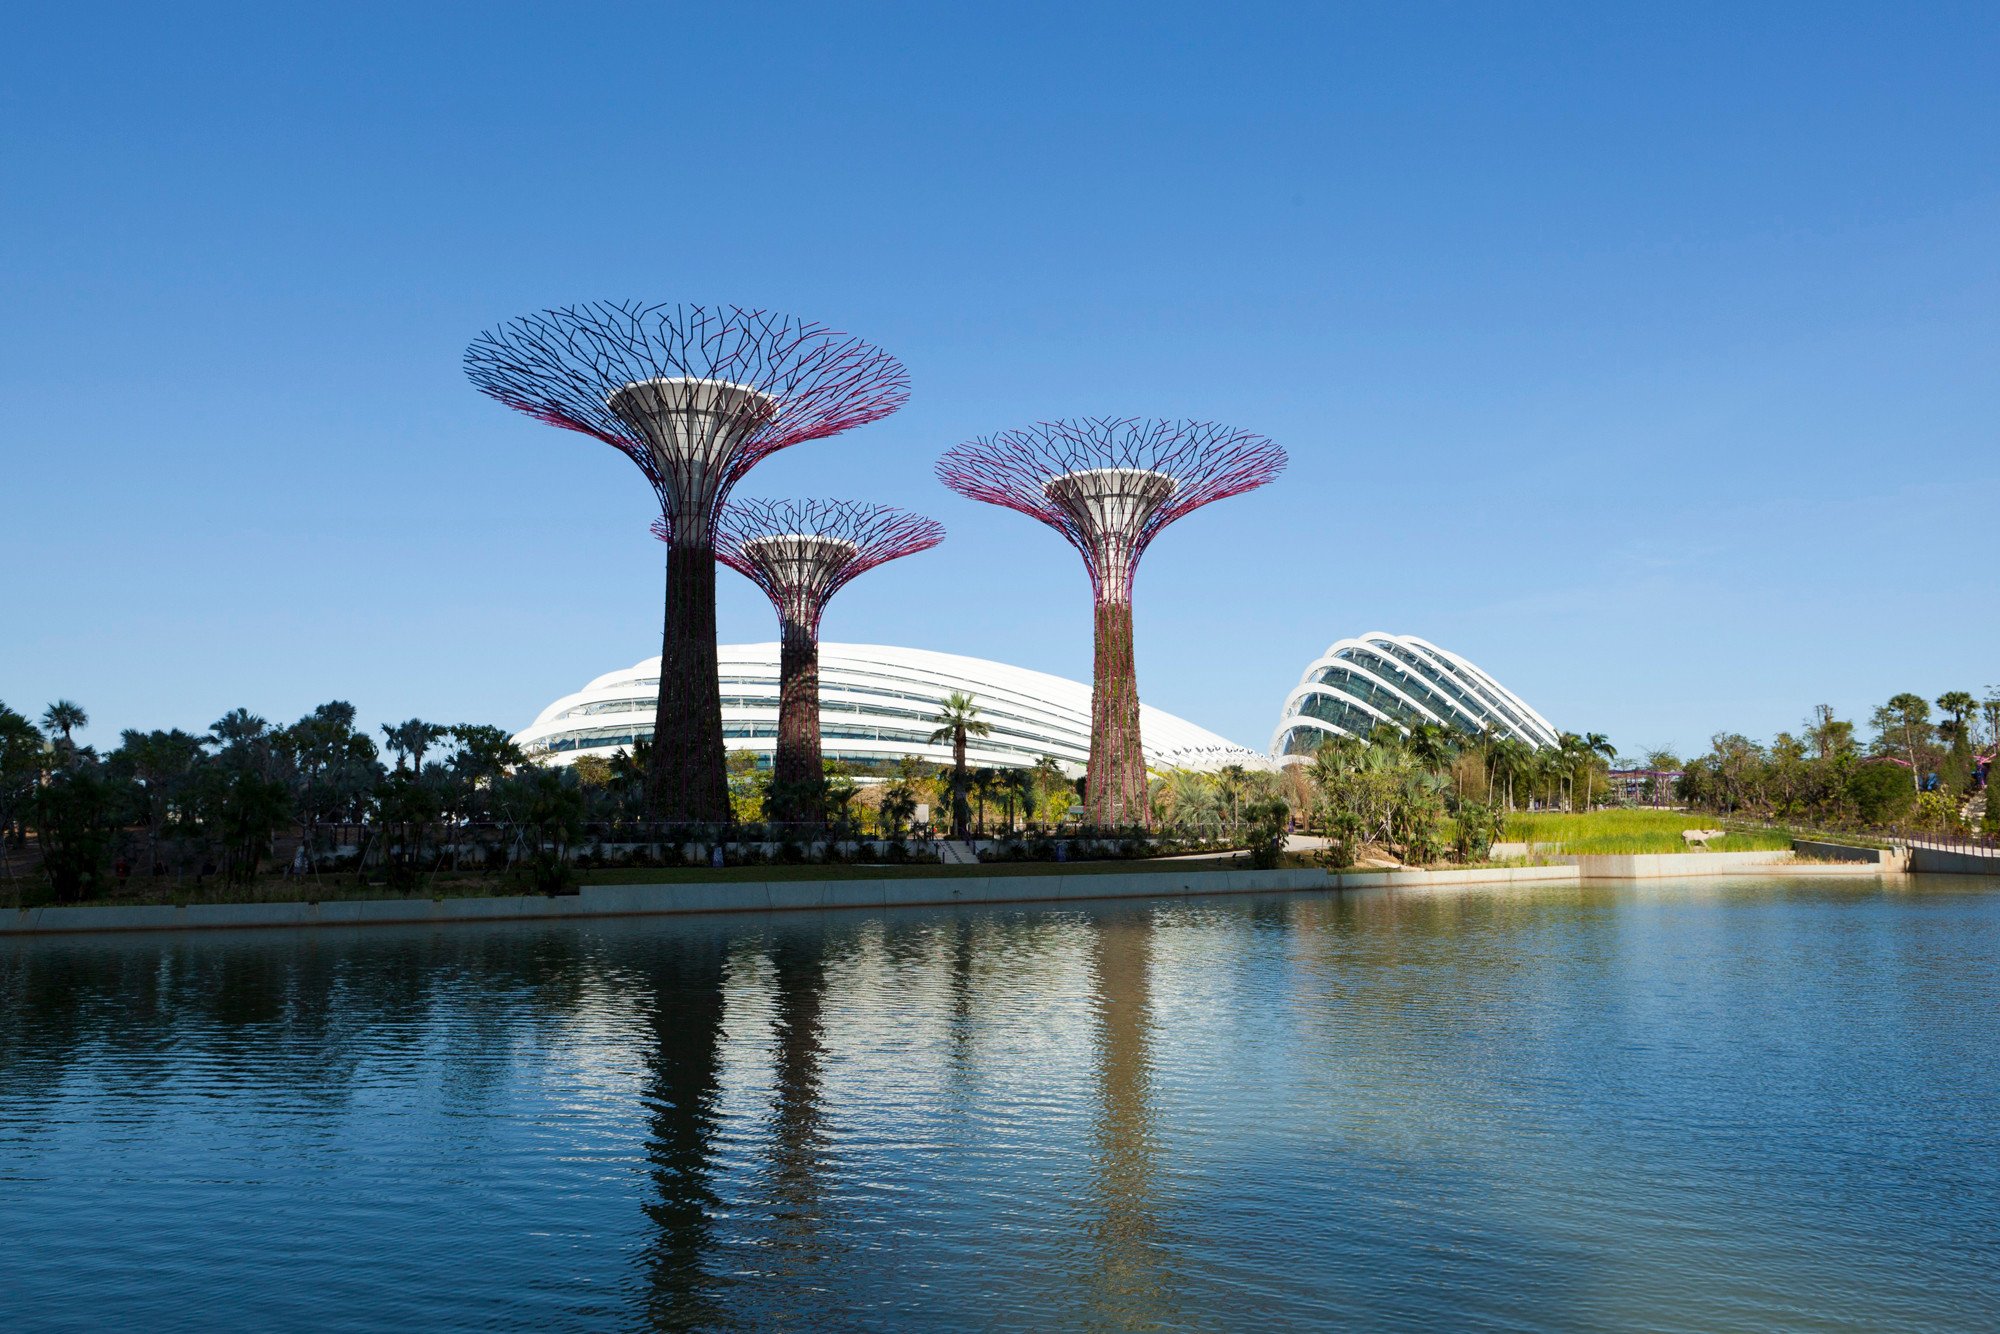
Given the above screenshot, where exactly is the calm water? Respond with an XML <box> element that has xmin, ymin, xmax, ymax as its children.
<box><xmin>3</xmin><ymin>877</ymin><xmax>1997</xmax><ymax>1332</ymax></box>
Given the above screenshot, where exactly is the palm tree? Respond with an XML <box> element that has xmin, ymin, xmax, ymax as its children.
<box><xmin>1214</xmin><ymin>763</ymin><xmax>1251</xmax><ymax>828</ymax></box>
<box><xmin>1403</xmin><ymin>721</ymin><xmax>1458</xmax><ymax>776</ymax></box>
<box><xmin>41</xmin><ymin>700</ymin><xmax>86</xmax><ymax>749</ymax></box>
<box><xmin>927</xmin><ymin>692</ymin><xmax>990</xmax><ymax>838</ymax></box>
<box><xmin>1552</xmin><ymin>734</ymin><xmax>1594</xmax><ymax>810</ymax></box>
<box><xmin>1581</xmin><ymin>732</ymin><xmax>1616</xmax><ymax>809</ymax></box>
<box><xmin>1002</xmin><ymin>767</ymin><xmax>1034</xmax><ymax>831</ymax></box>
<box><xmin>969</xmin><ymin>767</ymin><xmax>998</xmax><ymax>835</ymax></box>
<box><xmin>381</xmin><ymin>719</ymin><xmax>448</xmax><ymax>774</ymax></box>
<box><xmin>1489</xmin><ymin>736</ymin><xmax>1531</xmax><ymax>812</ymax></box>
<box><xmin>210</xmin><ymin>708</ymin><xmax>270</xmax><ymax>753</ymax></box>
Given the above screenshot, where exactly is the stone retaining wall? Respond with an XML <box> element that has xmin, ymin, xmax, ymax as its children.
<box><xmin>1908</xmin><ymin>844</ymin><xmax>2000</xmax><ymax>875</ymax></box>
<box><xmin>2</xmin><ymin>864</ymin><xmax>1582</xmax><ymax>938</ymax></box>
<box><xmin>1559</xmin><ymin>850</ymin><xmax>1799</xmax><ymax>880</ymax></box>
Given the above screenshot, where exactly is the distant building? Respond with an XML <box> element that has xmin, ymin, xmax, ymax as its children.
<box><xmin>1270</xmin><ymin>632</ymin><xmax>1558</xmax><ymax>758</ymax></box>
<box><xmin>516</xmin><ymin>642</ymin><xmax>1267</xmax><ymax>775</ymax></box>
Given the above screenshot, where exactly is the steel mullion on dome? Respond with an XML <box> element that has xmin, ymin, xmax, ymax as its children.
<box><xmin>936</xmin><ymin>418</ymin><xmax>1284</xmax><ymax>829</ymax></box>
<box><xmin>466</xmin><ymin>303</ymin><xmax>909</xmax><ymax>823</ymax></box>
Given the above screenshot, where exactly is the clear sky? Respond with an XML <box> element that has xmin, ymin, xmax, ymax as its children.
<box><xmin>4</xmin><ymin>2</ymin><xmax>1996</xmax><ymax>760</ymax></box>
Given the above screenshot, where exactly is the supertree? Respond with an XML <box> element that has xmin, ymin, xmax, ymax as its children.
<box><xmin>656</xmin><ymin>499</ymin><xmax>943</xmax><ymax>823</ymax></box>
<box><xmin>466</xmin><ymin>303</ymin><xmax>909</xmax><ymax>822</ymax></box>
<box><xmin>936</xmin><ymin>418</ymin><xmax>1284</xmax><ymax>828</ymax></box>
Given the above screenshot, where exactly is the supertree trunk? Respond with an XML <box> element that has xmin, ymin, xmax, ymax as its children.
<box><xmin>701</xmin><ymin>499</ymin><xmax>944</xmax><ymax>826</ymax></box>
<box><xmin>936</xmin><ymin>420</ymin><xmax>1284</xmax><ymax>836</ymax></box>
<box><xmin>771</xmin><ymin>615</ymin><xmax>824</xmax><ymax>823</ymax></box>
<box><xmin>1088</xmin><ymin>597</ymin><xmax>1149</xmax><ymax>828</ymax></box>
<box><xmin>650</xmin><ymin>541</ymin><xmax>730</xmax><ymax>822</ymax></box>
<box><xmin>464</xmin><ymin>304</ymin><xmax>910</xmax><ymax>829</ymax></box>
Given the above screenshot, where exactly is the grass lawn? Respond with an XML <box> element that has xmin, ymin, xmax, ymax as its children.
<box><xmin>1499</xmin><ymin>810</ymin><xmax>1796</xmax><ymax>855</ymax></box>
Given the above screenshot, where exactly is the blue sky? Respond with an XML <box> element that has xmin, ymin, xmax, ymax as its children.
<box><xmin>4</xmin><ymin>2</ymin><xmax>1996</xmax><ymax>759</ymax></box>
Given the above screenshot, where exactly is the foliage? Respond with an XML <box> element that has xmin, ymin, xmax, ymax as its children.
<box><xmin>927</xmin><ymin>691</ymin><xmax>990</xmax><ymax>838</ymax></box>
<box><xmin>1241</xmin><ymin>797</ymin><xmax>1289</xmax><ymax>869</ymax></box>
<box><xmin>0</xmin><ymin>702</ymin><xmax>46</xmax><ymax>851</ymax></box>
<box><xmin>493</xmin><ymin>767</ymin><xmax>584</xmax><ymax>895</ymax></box>
<box><xmin>32</xmin><ymin>762</ymin><xmax>119</xmax><ymax>900</ymax></box>
<box><xmin>1451</xmin><ymin>801</ymin><xmax>1502</xmax><ymax>863</ymax></box>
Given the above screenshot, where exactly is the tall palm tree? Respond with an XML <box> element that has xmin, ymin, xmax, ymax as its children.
<box><xmin>969</xmin><ymin>767</ymin><xmax>998</xmax><ymax>835</ymax></box>
<box><xmin>1489</xmin><ymin>736</ymin><xmax>1531</xmax><ymax>812</ymax></box>
<box><xmin>1581</xmin><ymin>732</ymin><xmax>1616</xmax><ymax>809</ymax></box>
<box><xmin>927</xmin><ymin>692</ymin><xmax>990</xmax><ymax>838</ymax></box>
<box><xmin>41</xmin><ymin>700</ymin><xmax>86</xmax><ymax>749</ymax></box>
<box><xmin>1002</xmin><ymin>767</ymin><xmax>1035</xmax><ymax>831</ymax></box>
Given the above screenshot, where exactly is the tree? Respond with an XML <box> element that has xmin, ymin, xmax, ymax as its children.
<box><xmin>1870</xmin><ymin>693</ymin><xmax>1932</xmax><ymax>792</ymax></box>
<box><xmin>1402</xmin><ymin>721</ymin><xmax>1458</xmax><ymax>777</ymax></box>
<box><xmin>111</xmin><ymin>728</ymin><xmax>209</xmax><ymax>875</ymax></box>
<box><xmin>382</xmin><ymin>719</ymin><xmax>448</xmax><ymax>774</ymax></box>
<box><xmin>1488</xmin><ymin>737</ymin><xmax>1533</xmax><ymax>812</ymax></box>
<box><xmin>1002</xmin><ymin>767</ymin><xmax>1035</xmax><ymax>831</ymax></box>
<box><xmin>927</xmin><ymin>692</ymin><xmax>990</xmax><ymax>838</ymax></box>
<box><xmin>1151</xmin><ymin>767</ymin><xmax>1220</xmax><ymax>831</ymax></box>
<box><xmin>1216</xmin><ymin>764</ymin><xmax>1250</xmax><ymax>825</ymax></box>
<box><xmin>1580</xmin><ymin>732</ymin><xmax>1616</xmax><ymax>809</ymax></box>
<box><xmin>1936</xmin><ymin>691</ymin><xmax>1978</xmax><ymax>794</ymax></box>
<box><xmin>492</xmin><ymin>766</ymin><xmax>584</xmax><ymax>895</ymax></box>
<box><xmin>0</xmin><ymin>703</ymin><xmax>46</xmax><ymax>855</ymax></box>
<box><xmin>41</xmin><ymin>699</ymin><xmax>87</xmax><ymax>750</ymax></box>
<box><xmin>281</xmin><ymin>702</ymin><xmax>380</xmax><ymax>866</ymax></box>
<box><xmin>197</xmin><ymin>708</ymin><xmax>292</xmax><ymax>885</ymax></box>
<box><xmin>32</xmin><ymin>761</ymin><xmax>121</xmax><ymax>901</ymax></box>
<box><xmin>969</xmin><ymin>767</ymin><xmax>998</xmax><ymax>835</ymax></box>
<box><xmin>1804</xmin><ymin>705</ymin><xmax>1854</xmax><ymax>760</ymax></box>
<box><xmin>1847</xmin><ymin>760</ymin><xmax>1914</xmax><ymax>825</ymax></box>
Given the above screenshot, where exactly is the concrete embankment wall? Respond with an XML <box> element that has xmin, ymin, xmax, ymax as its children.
<box><xmin>1</xmin><ymin>864</ymin><xmax>1583</xmax><ymax>938</ymax></box>
<box><xmin>1794</xmin><ymin>840</ymin><xmax>1911</xmax><ymax>870</ymax></box>
<box><xmin>1563</xmin><ymin>850</ymin><xmax>1799</xmax><ymax>880</ymax></box>
<box><xmin>1909</xmin><ymin>845</ymin><xmax>2000</xmax><ymax>875</ymax></box>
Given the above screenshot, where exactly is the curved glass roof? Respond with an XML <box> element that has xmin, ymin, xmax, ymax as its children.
<box><xmin>1270</xmin><ymin>632</ymin><xmax>1558</xmax><ymax>758</ymax></box>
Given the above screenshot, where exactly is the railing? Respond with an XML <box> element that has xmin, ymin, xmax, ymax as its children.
<box><xmin>1722</xmin><ymin>816</ymin><xmax>1998</xmax><ymax>855</ymax></box>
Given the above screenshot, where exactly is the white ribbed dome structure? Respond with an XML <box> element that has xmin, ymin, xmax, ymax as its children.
<box><xmin>1270</xmin><ymin>632</ymin><xmax>1558</xmax><ymax>758</ymax></box>
<box><xmin>518</xmin><ymin>642</ymin><xmax>1266</xmax><ymax>775</ymax></box>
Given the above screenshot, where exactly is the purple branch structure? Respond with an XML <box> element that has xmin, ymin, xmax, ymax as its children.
<box><xmin>661</xmin><ymin>499</ymin><xmax>943</xmax><ymax>821</ymax></box>
<box><xmin>466</xmin><ymin>303</ymin><xmax>908</xmax><ymax>822</ymax></box>
<box><xmin>936</xmin><ymin>418</ymin><xmax>1284</xmax><ymax>828</ymax></box>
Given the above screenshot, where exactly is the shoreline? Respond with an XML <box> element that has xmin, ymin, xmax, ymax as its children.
<box><xmin>0</xmin><ymin>853</ymin><xmax>1915</xmax><ymax>938</ymax></box>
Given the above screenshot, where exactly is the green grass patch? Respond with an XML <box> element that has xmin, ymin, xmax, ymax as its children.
<box><xmin>1497</xmin><ymin>811</ymin><xmax>1795</xmax><ymax>855</ymax></box>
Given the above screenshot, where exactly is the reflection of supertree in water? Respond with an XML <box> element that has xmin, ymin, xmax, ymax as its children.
<box><xmin>466</xmin><ymin>303</ymin><xmax>908</xmax><ymax>822</ymax></box>
<box><xmin>662</xmin><ymin>499</ymin><xmax>943</xmax><ymax>822</ymax></box>
<box><xmin>937</xmin><ymin>419</ymin><xmax>1284</xmax><ymax>827</ymax></box>
<box><xmin>634</xmin><ymin>936</ymin><xmax>732</xmax><ymax>1329</ymax></box>
<box><xmin>1087</xmin><ymin>914</ymin><xmax>1172</xmax><ymax>1324</ymax></box>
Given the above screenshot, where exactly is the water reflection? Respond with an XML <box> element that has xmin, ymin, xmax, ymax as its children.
<box><xmin>1083</xmin><ymin>913</ymin><xmax>1173</xmax><ymax>1328</ymax></box>
<box><xmin>2</xmin><ymin>878</ymin><xmax>1998</xmax><ymax>1331</ymax></box>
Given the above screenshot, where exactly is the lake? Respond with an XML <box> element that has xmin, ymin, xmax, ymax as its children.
<box><xmin>3</xmin><ymin>876</ymin><xmax>1996</xmax><ymax>1331</ymax></box>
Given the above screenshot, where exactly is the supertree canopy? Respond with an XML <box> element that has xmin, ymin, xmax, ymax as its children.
<box><xmin>936</xmin><ymin>418</ymin><xmax>1284</xmax><ymax>828</ymax></box>
<box><xmin>661</xmin><ymin>499</ymin><xmax>943</xmax><ymax>822</ymax></box>
<box><xmin>467</xmin><ymin>303</ymin><xmax>908</xmax><ymax>822</ymax></box>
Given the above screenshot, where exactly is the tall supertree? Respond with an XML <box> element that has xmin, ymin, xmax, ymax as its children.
<box><xmin>660</xmin><ymin>499</ymin><xmax>943</xmax><ymax>822</ymax></box>
<box><xmin>466</xmin><ymin>303</ymin><xmax>909</xmax><ymax>822</ymax></box>
<box><xmin>936</xmin><ymin>419</ymin><xmax>1284</xmax><ymax>828</ymax></box>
